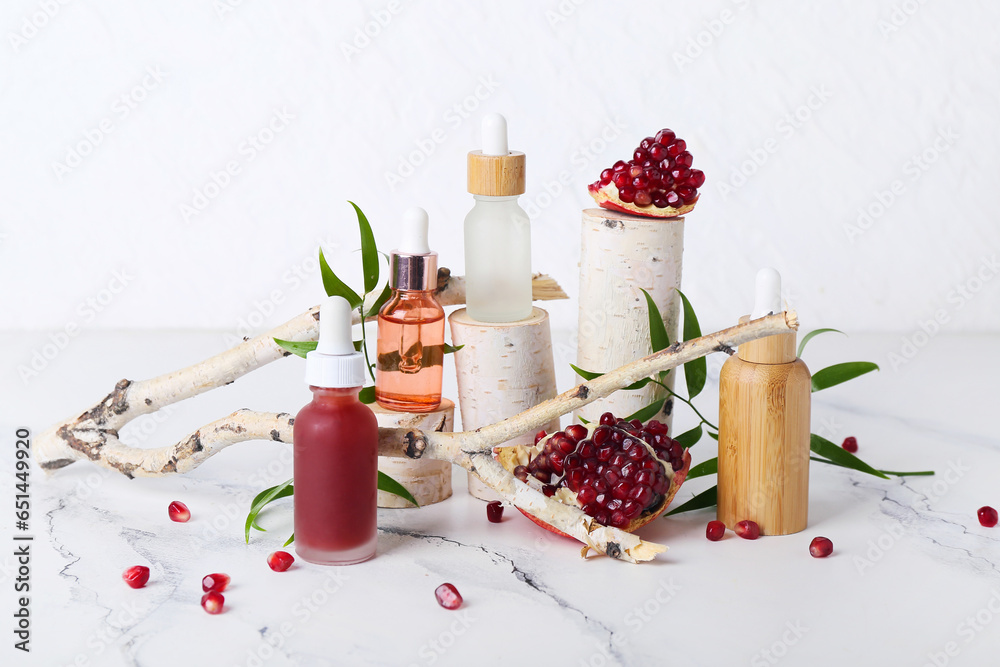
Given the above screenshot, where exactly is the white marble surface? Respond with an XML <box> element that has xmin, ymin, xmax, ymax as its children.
<box><xmin>3</xmin><ymin>329</ymin><xmax>1000</xmax><ymax>666</ymax></box>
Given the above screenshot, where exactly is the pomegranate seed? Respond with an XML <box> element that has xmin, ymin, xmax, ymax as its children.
<box><xmin>613</xmin><ymin>172</ymin><xmax>630</xmax><ymax>189</ymax></box>
<box><xmin>706</xmin><ymin>520</ymin><xmax>726</xmax><ymax>541</ymax></box>
<box><xmin>629</xmin><ymin>165</ymin><xmax>643</xmax><ymax>178</ymax></box>
<box><xmin>735</xmin><ymin>520</ymin><xmax>760</xmax><ymax>540</ymax></box>
<box><xmin>632</xmin><ymin>175</ymin><xmax>650</xmax><ymax>190</ymax></box>
<box><xmin>122</xmin><ymin>565</ymin><xmax>150</xmax><ymax>589</ymax></box>
<box><xmin>599</xmin><ymin>169</ymin><xmax>613</xmax><ymax>184</ymax></box>
<box><xmin>634</xmin><ymin>190</ymin><xmax>652</xmax><ymax>207</ymax></box>
<box><xmin>565</xmin><ymin>424</ymin><xmax>587</xmax><ymax>442</ymax></box>
<box><xmin>667</xmin><ymin>139</ymin><xmax>687</xmax><ymax>156</ymax></box>
<box><xmin>842</xmin><ymin>436</ymin><xmax>858</xmax><ymax>453</ymax></box>
<box><xmin>809</xmin><ymin>536</ymin><xmax>833</xmax><ymax>557</ymax></box>
<box><xmin>534</xmin><ymin>430</ymin><xmax>547</xmax><ymax>444</ymax></box>
<box><xmin>435</xmin><ymin>583</ymin><xmax>463</xmax><ymax>610</ymax></box>
<box><xmin>622</xmin><ymin>500</ymin><xmax>643</xmax><ymax>519</ymax></box>
<box><xmin>687</xmin><ymin>168</ymin><xmax>706</xmax><ymax>188</ymax></box>
<box><xmin>594</xmin><ymin>510</ymin><xmax>611</xmax><ymax>526</ymax></box>
<box><xmin>639</xmin><ymin>137</ymin><xmax>655</xmax><ymax>150</ymax></box>
<box><xmin>486</xmin><ymin>501</ymin><xmax>504</xmax><ymax>523</ymax></box>
<box><xmin>654</xmin><ymin>129</ymin><xmax>676</xmax><ymax>145</ymax></box>
<box><xmin>599</xmin><ymin>412</ymin><xmax>616</xmax><ymax>426</ymax></box>
<box><xmin>675</xmin><ymin>151</ymin><xmax>693</xmax><ymax>168</ymax></box>
<box><xmin>202</xmin><ymin>573</ymin><xmax>230</xmax><ymax>592</ymax></box>
<box><xmin>542</xmin><ymin>484</ymin><xmax>556</xmax><ymax>497</ymax></box>
<box><xmin>577</xmin><ymin>486</ymin><xmax>597</xmax><ymax>505</ymax></box>
<box><xmin>201</xmin><ymin>591</ymin><xmax>225</xmax><ymax>614</ymax></box>
<box><xmin>612</xmin><ymin>160</ymin><xmax>627</xmax><ymax>172</ymax></box>
<box><xmin>267</xmin><ymin>551</ymin><xmax>294</xmax><ymax>572</ymax></box>
<box><xmin>978</xmin><ymin>506</ymin><xmax>998</xmax><ymax>527</ymax></box>
<box><xmin>633</xmin><ymin>149</ymin><xmax>649</xmax><ymax>162</ymax></box>
<box><xmin>168</xmin><ymin>501</ymin><xmax>191</xmax><ymax>523</ymax></box>
<box><xmin>610</xmin><ymin>511</ymin><xmax>629</xmax><ymax>528</ymax></box>
<box><xmin>513</xmin><ymin>465</ymin><xmax>529</xmax><ymax>482</ymax></box>
<box><xmin>619</xmin><ymin>185</ymin><xmax>636</xmax><ymax>204</ymax></box>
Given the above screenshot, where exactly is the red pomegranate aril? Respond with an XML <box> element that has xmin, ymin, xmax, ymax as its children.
<box><xmin>613</xmin><ymin>172</ymin><xmax>630</xmax><ymax>189</ymax></box>
<box><xmin>592</xmin><ymin>426</ymin><xmax>611</xmax><ymax>445</ymax></box>
<box><xmin>629</xmin><ymin>165</ymin><xmax>643</xmax><ymax>178</ymax></box>
<box><xmin>632</xmin><ymin>175</ymin><xmax>650</xmax><ymax>190</ymax></box>
<box><xmin>654</xmin><ymin>129</ymin><xmax>676</xmax><ymax>145</ymax></box>
<box><xmin>635</xmin><ymin>470</ymin><xmax>655</xmax><ymax>487</ymax></box>
<box><xmin>577</xmin><ymin>486</ymin><xmax>597</xmax><ymax>506</ymax></box>
<box><xmin>979</xmin><ymin>506</ymin><xmax>998</xmax><ymax>527</ymax></box>
<box><xmin>201</xmin><ymin>591</ymin><xmax>225</xmax><ymax>614</ymax></box>
<box><xmin>667</xmin><ymin>139</ymin><xmax>687</xmax><ymax>156</ymax></box>
<box><xmin>678</xmin><ymin>187</ymin><xmax>698</xmax><ymax>204</ymax></box>
<box><xmin>603</xmin><ymin>468</ymin><xmax>622</xmax><ymax>485</ymax></box>
<box><xmin>649</xmin><ymin>143</ymin><xmax>668</xmax><ymax>161</ymax></box>
<box><xmin>542</xmin><ymin>484</ymin><xmax>556</xmax><ymax>497</ymax></box>
<box><xmin>735</xmin><ymin>520</ymin><xmax>760</xmax><ymax>540</ymax></box>
<box><xmin>675</xmin><ymin>151</ymin><xmax>693</xmax><ymax>168</ymax></box>
<box><xmin>639</xmin><ymin>137</ymin><xmax>654</xmax><ymax>150</ymax></box>
<box><xmin>611</xmin><ymin>482</ymin><xmax>631</xmax><ymax>501</ymax></box>
<box><xmin>594</xmin><ymin>510</ymin><xmax>611</xmax><ymax>526</ymax></box>
<box><xmin>706</xmin><ymin>520</ymin><xmax>726</xmax><ymax>541</ymax></box>
<box><xmin>610</xmin><ymin>511</ymin><xmax>629</xmax><ymax>528</ymax></box>
<box><xmin>578</xmin><ymin>441</ymin><xmax>596</xmax><ymax>458</ymax></box>
<box><xmin>623</xmin><ymin>500</ymin><xmax>643</xmax><ymax>519</ymax></box>
<box><xmin>634</xmin><ymin>190</ymin><xmax>652</xmax><ymax>207</ymax></box>
<box><xmin>486</xmin><ymin>500</ymin><xmax>504</xmax><ymax>522</ymax></box>
<box><xmin>629</xmin><ymin>485</ymin><xmax>654</xmax><ymax>507</ymax></box>
<box><xmin>202</xmin><ymin>573</ymin><xmax>230</xmax><ymax>592</ymax></box>
<box><xmin>633</xmin><ymin>149</ymin><xmax>649</xmax><ymax>162</ymax></box>
<box><xmin>513</xmin><ymin>465</ymin><xmax>529</xmax><ymax>482</ymax></box>
<box><xmin>606</xmin><ymin>498</ymin><xmax>624</xmax><ymax>512</ymax></box>
<box><xmin>652</xmin><ymin>195</ymin><xmax>669</xmax><ymax>209</ymax></box>
<box><xmin>596</xmin><ymin>445</ymin><xmax>614</xmax><ymax>462</ymax></box>
<box><xmin>842</xmin><ymin>436</ymin><xmax>858</xmax><ymax>453</ymax></box>
<box><xmin>168</xmin><ymin>501</ymin><xmax>191</xmax><ymax>523</ymax></box>
<box><xmin>435</xmin><ymin>583</ymin><xmax>463</xmax><ymax>610</ymax></box>
<box><xmin>621</xmin><ymin>461</ymin><xmax>639</xmax><ymax>480</ymax></box>
<box><xmin>809</xmin><ymin>536</ymin><xmax>834</xmax><ymax>557</ymax></box>
<box><xmin>599</xmin><ymin>412</ymin><xmax>616</xmax><ymax>426</ymax></box>
<box><xmin>612</xmin><ymin>160</ymin><xmax>627</xmax><ymax>172</ymax></box>
<box><xmin>533</xmin><ymin>469</ymin><xmax>552</xmax><ymax>483</ymax></box>
<box><xmin>671</xmin><ymin>459</ymin><xmax>684</xmax><ymax>472</ymax></box>
<box><xmin>565</xmin><ymin>424</ymin><xmax>588</xmax><ymax>442</ymax></box>
<box><xmin>534</xmin><ymin>430</ymin><xmax>548</xmax><ymax>445</ymax></box>
<box><xmin>599</xmin><ymin>169</ymin><xmax>613</xmax><ymax>185</ymax></box>
<box><xmin>619</xmin><ymin>185</ymin><xmax>636</xmax><ymax>204</ymax></box>
<box><xmin>267</xmin><ymin>551</ymin><xmax>294</xmax><ymax>572</ymax></box>
<box><xmin>687</xmin><ymin>169</ymin><xmax>706</xmax><ymax>188</ymax></box>
<box><xmin>629</xmin><ymin>419</ymin><xmax>643</xmax><ymax>430</ymax></box>
<box><xmin>122</xmin><ymin>566</ymin><xmax>150</xmax><ymax>589</ymax></box>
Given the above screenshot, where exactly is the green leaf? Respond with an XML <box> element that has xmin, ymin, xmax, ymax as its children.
<box><xmin>797</xmin><ymin>328</ymin><xmax>845</xmax><ymax>358</ymax></box>
<box><xmin>810</xmin><ymin>434</ymin><xmax>889</xmax><ymax>479</ymax></box>
<box><xmin>442</xmin><ymin>343</ymin><xmax>464</xmax><ymax>354</ymax></box>
<box><xmin>686</xmin><ymin>457</ymin><xmax>717</xmax><ymax>480</ymax></box>
<box><xmin>569</xmin><ymin>364</ymin><xmax>651</xmax><ymax>391</ymax></box>
<box><xmin>578</xmin><ymin>415</ymin><xmax>590</xmax><ymax>425</ymax></box>
<box><xmin>379</xmin><ymin>471</ymin><xmax>418</xmax><ymax>507</ymax></box>
<box><xmin>677</xmin><ymin>289</ymin><xmax>706</xmax><ymax>399</ymax></box>
<box><xmin>666</xmin><ymin>485</ymin><xmax>717</xmax><ymax>516</ymax></box>
<box><xmin>318</xmin><ymin>248</ymin><xmax>363</xmax><ymax>309</ymax></box>
<box><xmin>706</xmin><ymin>431</ymin><xmax>718</xmax><ymax>441</ymax></box>
<box><xmin>359</xmin><ymin>386</ymin><xmax>376</xmax><ymax>404</ymax></box>
<box><xmin>245</xmin><ymin>479</ymin><xmax>294</xmax><ymax>543</ymax></box>
<box><xmin>626</xmin><ymin>398</ymin><xmax>667</xmax><ymax>423</ymax></box>
<box><xmin>811</xmin><ymin>362</ymin><xmax>879</xmax><ymax>392</ymax></box>
<box><xmin>673</xmin><ymin>424</ymin><xmax>703</xmax><ymax>448</ymax></box>
<box><xmin>809</xmin><ymin>457</ymin><xmax>934</xmax><ymax>477</ymax></box>
<box><xmin>349</xmin><ymin>201</ymin><xmax>380</xmax><ymax>295</ymax></box>
<box><xmin>284</xmin><ymin>533</ymin><xmax>295</xmax><ymax>546</ymax></box>
<box><xmin>274</xmin><ymin>338</ymin><xmax>318</xmax><ymax>359</ymax></box>
<box><xmin>640</xmin><ymin>289</ymin><xmax>671</xmax><ymax>353</ymax></box>
<box><xmin>366</xmin><ymin>283</ymin><xmax>392</xmax><ymax>318</ymax></box>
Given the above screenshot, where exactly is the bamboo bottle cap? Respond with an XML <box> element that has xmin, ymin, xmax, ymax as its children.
<box><xmin>467</xmin><ymin>113</ymin><xmax>525</xmax><ymax>196</ymax></box>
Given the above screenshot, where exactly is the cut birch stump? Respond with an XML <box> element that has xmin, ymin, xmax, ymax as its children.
<box><xmin>575</xmin><ymin>208</ymin><xmax>685</xmax><ymax>427</ymax></box>
<box><xmin>372</xmin><ymin>400</ymin><xmax>454</xmax><ymax>508</ymax></box>
<box><xmin>449</xmin><ymin>307</ymin><xmax>560</xmax><ymax>501</ymax></box>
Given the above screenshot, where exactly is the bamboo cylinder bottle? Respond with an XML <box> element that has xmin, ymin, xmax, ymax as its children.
<box><xmin>717</xmin><ymin>269</ymin><xmax>810</xmax><ymax>536</ymax></box>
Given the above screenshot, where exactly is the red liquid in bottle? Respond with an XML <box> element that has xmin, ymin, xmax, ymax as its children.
<box><xmin>293</xmin><ymin>386</ymin><xmax>378</xmax><ymax>565</ymax></box>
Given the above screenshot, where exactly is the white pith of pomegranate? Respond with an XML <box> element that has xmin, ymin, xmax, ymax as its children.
<box><xmin>498</xmin><ymin>412</ymin><xmax>690</xmax><ymax>535</ymax></box>
<box><xmin>588</xmin><ymin>128</ymin><xmax>704</xmax><ymax>219</ymax></box>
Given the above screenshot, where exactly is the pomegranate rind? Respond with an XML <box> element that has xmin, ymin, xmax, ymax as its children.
<box><xmin>497</xmin><ymin>440</ymin><xmax>692</xmax><ymax>539</ymax></box>
<box><xmin>588</xmin><ymin>182</ymin><xmax>696</xmax><ymax>219</ymax></box>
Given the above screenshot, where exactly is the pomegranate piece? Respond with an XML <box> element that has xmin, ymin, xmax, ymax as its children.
<box><xmin>497</xmin><ymin>412</ymin><xmax>690</xmax><ymax>536</ymax></box>
<box><xmin>841</xmin><ymin>437</ymin><xmax>858</xmax><ymax>453</ymax></box>
<box><xmin>809</xmin><ymin>536</ymin><xmax>833</xmax><ymax>558</ymax></box>
<box><xmin>201</xmin><ymin>591</ymin><xmax>225</xmax><ymax>614</ymax></box>
<box><xmin>267</xmin><ymin>551</ymin><xmax>295</xmax><ymax>572</ymax></box>
<box><xmin>486</xmin><ymin>501</ymin><xmax>504</xmax><ymax>523</ymax></box>
<box><xmin>705</xmin><ymin>520</ymin><xmax>726</xmax><ymax>541</ymax></box>
<box><xmin>168</xmin><ymin>500</ymin><xmax>191</xmax><ymax>523</ymax></box>
<box><xmin>434</xmin><ymin>583</ymin><xmax>463</xmax><ymax>610</ymax></box>
<box><xmin>122</xmin><ymin>565</ymin><xmax>150</xmax><ymax>589</ymax></box>
<box><xmin>588</xmin><ymin>128</ymin><xmax>702</xmax><ymax>218</ymax></box>
<box><xmin>734</xmin><ymin>520</ymin><xmax>760</xmax><ymax>540</ymax></box>
<box><xmin>202</xmin><ymin>573</ymin><xmax>231</xmax><ymax>592</ymax></box>
<box><xmin>978</xmin><ymin>506</ymin><xmax>998</xmax><ymax>528</ymax></box>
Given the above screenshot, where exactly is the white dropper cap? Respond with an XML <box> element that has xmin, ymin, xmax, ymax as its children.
<box><xmin>482</xmin><ymin>113</ymin><xmax>509</xmax><ymax>156</ymax></box>
<box><xmin>398</xmin><ymin>207</ymin><xmax>431</xmax><ymax>254</ymax></box>
<box><xmin>750</xmin><ymin>268</ymin><xmax>782</xmax><ymax>319</ymax></box>
<box><xmin>305</xmin><ymin>296</ymin><xmax>366</xmax><ymax>388</ymax></box>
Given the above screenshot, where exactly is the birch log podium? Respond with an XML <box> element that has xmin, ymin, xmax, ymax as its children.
<box><xmin>575</xmin><ymin>208</ymin><xmax>685</xmax><ymax>427</ymax></box>
<box><xmin>449</xmin><ymin>307</ymin><xmax>560</xmax><ymax>501</ymax></box>
<box><xmin>372</xmin><ymin>400</ymin><xmax>454</xmax><ymax>508</ymax></box>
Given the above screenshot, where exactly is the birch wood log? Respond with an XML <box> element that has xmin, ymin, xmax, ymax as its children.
<box><xmin>373</xmin><ymin>400</ymin><xmax>454</xmax><ymax>508</ymax></box>
<box><xmin>575</xmin><ymin>208</ymin><xmax>685</xmax><ymax>427</ymax></box>
<box><xmin>448</xmin><ymin>307</ymin><xmax>560</xmax><ymax>500</ymax></box>
<box><xmin>33</xmin><ymin>311</ymin><xmax>797</xmax><ymax>563</ymax></box>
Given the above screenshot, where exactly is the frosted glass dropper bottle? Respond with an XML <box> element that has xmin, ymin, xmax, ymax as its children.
<box><xmin>464</xmin><ymin>113</ymin><xmax>532</xmax><ymax>323</ymax></box>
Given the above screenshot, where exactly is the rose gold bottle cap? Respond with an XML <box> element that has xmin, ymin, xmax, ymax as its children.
<box><xmin>390</xmin><ymin>207</ymin><xmax>438</xmax><ymax>291</ymax></box>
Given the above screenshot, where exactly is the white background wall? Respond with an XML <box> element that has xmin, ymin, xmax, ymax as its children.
<box><xmin>2</xmin><ymin>0</ymin><xmax>998</xmax><ymax>341</ymax></box>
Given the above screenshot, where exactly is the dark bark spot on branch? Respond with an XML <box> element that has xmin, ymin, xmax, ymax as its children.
<box><xmin>312</xmin><ymin>309</ymin><xmax>321</xmax><ymax>321</ymax></box>
<box><xmin>281</xmin><ymin>350</ymin><xmax>291</xmax><ymax>357</ymax></box>
<box><xmin>161</xmin><ymin>458</ymin><xmax>178</xmax><ymax>473</ymax></box>
<box><xmin>39</xmin><ymin>458</ymin><xmax>76</xmax><ymax>470</ymax></box>
<box><xmin>605</xmin><ymin>542</ymin><xmax>622</xmax><ymax>559</ymax></box>
<box><xmin>575</xmin><ymin>385</ymin><xmax>590</xmax><ymax>399</ymax></box>
<box><xmin>403</xmin><ymin>431</ymin><xmax>426</xmax><ymax>459</ymax></box>
<box><xmin>57</xmin><ymin>424</ymin><xmax>112</xmax><ymax>461</ymax></box>
<box><xmin>287</xmin><ymin>417</ymin><xmax>295</xmax><ymax>426</ymax></box>
<box><xmin>270</xmin><ymin>429</ymin><xmax>281</xmax><ymax>441</ymax></box>
<box><xmin>144</xmin><ymin>398</ymin><xmax>152</xmax><ymax>406</ymax></box>
<box><xmin>435</xmin><ymin>266</ymin><xmax>451</xmax><ymax>293</ymax></box>
<box><xmin>715</xmin><ymin>343</ymin><xmax>735</xmax><ymax>356</ymax></box>
<box><xmin>602</xmin><ymin>219</ymin><xmax>623</xmax><ymax>230</ymax></box>
<box><xmin>79</xmin><ymin>379</ymin><xmax>132</xmax><ymax>426</ymax></box>
<box><xmin>217</xmin><ymin>423</ymin><xmax>246</xmax><ymax>434</ymax></box>
<box><xmin>662</xmin><ymin>397</ymin><xmax>673</xmax><ymax>417</ymax></box>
